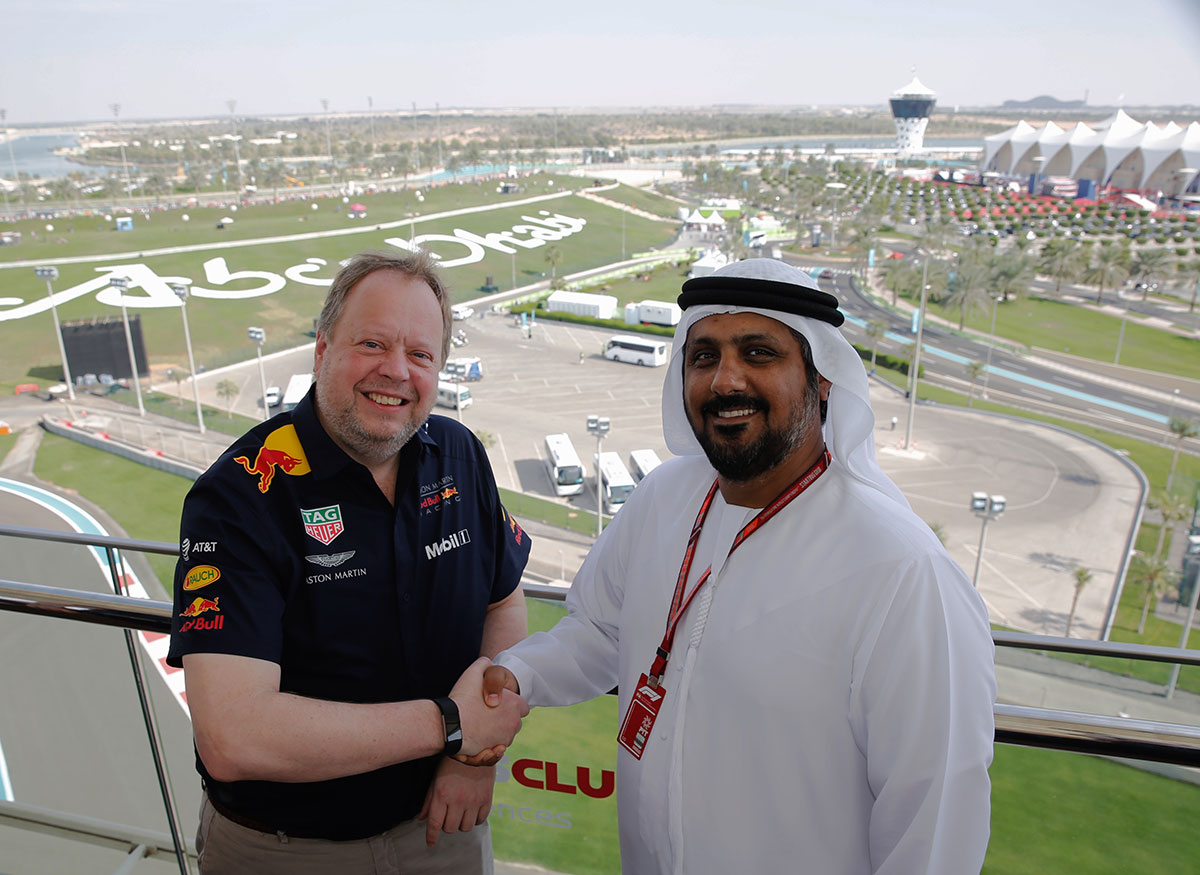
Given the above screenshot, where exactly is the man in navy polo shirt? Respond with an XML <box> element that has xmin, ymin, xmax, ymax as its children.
<box><xmin>168</xmin><ymin>250</ymin><xmax>531</xmax><ymax>873</ymax></box>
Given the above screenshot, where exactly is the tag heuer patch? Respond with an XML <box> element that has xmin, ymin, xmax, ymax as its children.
<box><xmin>302</xmin><ymin>504</ymin><xmax>345</xmax><ymax>545</ymax></box>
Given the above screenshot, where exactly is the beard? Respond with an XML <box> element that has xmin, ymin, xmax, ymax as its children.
<box><xmin>315</xmin><ymin>373</ymin><xmax>427</xmax><ymax>466</ymax></box>
<box><xmin>690</xmin><ymin>387</ymin><xmax>821</xmax><ymax>483</ymax></box>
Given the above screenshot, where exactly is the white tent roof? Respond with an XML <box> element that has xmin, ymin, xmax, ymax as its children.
<box><xmin>981</xmin><ymin>111</ymin><xmax>1200</xmax><ymax>194</ymax></box>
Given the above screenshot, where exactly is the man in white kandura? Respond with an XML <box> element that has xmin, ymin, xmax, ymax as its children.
<box><xmin>479</xmin><ymin>258</ymin><xmax>996</xmax><ymax>873</ymax></box>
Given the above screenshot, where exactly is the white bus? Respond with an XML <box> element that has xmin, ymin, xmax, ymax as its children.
<box><xmin>435</xmin><ymin>380</ymin><xmax>472</xmax><ymax>410</ymax></box>
<box><xmin>604</xmin><ymin>334</ymin><xmax>668</xmax><ymax>367</ymax></box>
<box><xmin>282</xmin><ymin>373</ymin><xmax>313</xmax><ymax>412</ymax></box>
<box><xmin>628</xmin><ymin>449</ymin><xmax>662</xmax><ymax>483</ymax></box>
<box><xmin>595</xmin><ymin>451</ymin><xmax>636</xmax><ymax>513</ymax></box>
<box><xmin>544</xmin><ymin>433</ymin><xmax>585</xmax><ymax>497</ymax></box>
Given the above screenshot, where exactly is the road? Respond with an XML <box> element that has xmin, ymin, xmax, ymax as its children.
<box><xmin>785</xmin><ymin>257</ymin><xmax>1200</xmax><ymax>448</ymax></box>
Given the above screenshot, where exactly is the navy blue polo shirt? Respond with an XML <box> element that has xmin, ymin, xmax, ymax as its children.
<box><xmin>167</xmin><ymin>389</ymin><xmax>531</xmax><ymax>840</ymax></box>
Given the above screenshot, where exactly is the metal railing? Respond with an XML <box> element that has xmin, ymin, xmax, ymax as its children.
<box><xmin>4</xmin><ymin>523</ymin><xmax>1200</xmax><ymax>872</ymax></box>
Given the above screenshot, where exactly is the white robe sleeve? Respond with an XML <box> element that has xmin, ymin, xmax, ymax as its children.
<box><xmin>850</xmin><ymin>551</ymin><xmax>997</xmax><ymax>874</ymax></box>
<box><xmin>496</xmin><ymin>486</ymin><xmax>637</xmax><ymax>708</ymax></box>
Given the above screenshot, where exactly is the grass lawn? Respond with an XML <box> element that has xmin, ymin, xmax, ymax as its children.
<box><xmin>490</xmin><ymin>599</ymin><xmax>620</xmax><ymax>874</ymax></box>
<box><xmin>31</xmin><ymin>432</ymin><xmax>189</xmax><ymax>588</ymax></box>
<box><xmin>0</xmin><ymin>195</ymin><xmax>678</xmax><ymax>387</ymax></box>
<box><xmin>594</xmin><ymin>184</ymin><xmax>686</xmax><ymax>220</ymax></box>
<box><xmin>0</xmin><ymin>431</ymin><xmax>17</xmax><ymax>466</ymax></box>
<box><xmin>914</xmin><ymin>292</ymin><xmax>1200</xmax><ymax>380</ymax></box>
<box><xmin>985</xmin><ymin>743</ymin><xmax>1200</xmax><ymax>873</ymax></box>
<box><xmin>580</xmin><ymin>260</ymin><xmax>694</xmax><ymax>304</ymax></box>
<box><xmin>0</xmin><ymin>174</ymin><xmax>596</xmax><ymax>262</ymax></box>
<box><xmin>102</xmin><ymin>389</ymin><xmax>263</xmax><ymax>438</ymax></box>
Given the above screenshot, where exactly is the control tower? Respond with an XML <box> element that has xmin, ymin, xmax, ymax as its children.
<box><xmin>889</xmin><ymin>74</ymin><xmax>937</xmax><ymax>155</ymax></box>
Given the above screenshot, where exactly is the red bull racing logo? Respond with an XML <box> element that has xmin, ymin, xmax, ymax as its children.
<box><xmin>420</xmin><ymin>486</ymin><xmax>460</xmax><ymax>510</ymax></box>
<box><xmin>179</xmin><ymin>596</ymin><xmax>223</xmax><ymax>632</ymax></box>
<box><xmin>234</xmin><ymin>425</ymin><xmax>311</xmax><ymax>493</ymax></box>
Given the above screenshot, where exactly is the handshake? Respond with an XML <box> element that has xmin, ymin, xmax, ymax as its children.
<box><xmin>446</xmin><ymin>658</ymin><xmax>524</xmax><ymax>767</ymax></box>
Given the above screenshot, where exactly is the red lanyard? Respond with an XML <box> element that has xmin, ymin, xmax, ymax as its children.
<box><xmin>647</xmin><ymin>448</ymin><xmax>831</xmax><ymax>684</ymax></box>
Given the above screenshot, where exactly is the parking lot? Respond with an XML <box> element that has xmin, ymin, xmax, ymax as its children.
<box><xmin>180</xmin><ymin>306</ymin><xmax>1142</xmax><ymax>638</ymax></box>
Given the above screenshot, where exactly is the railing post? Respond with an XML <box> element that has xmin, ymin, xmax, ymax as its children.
<box><xmin>104</xmin><ymin>547</ymin><xmax>191</xmax><ymax>875</ymax></box>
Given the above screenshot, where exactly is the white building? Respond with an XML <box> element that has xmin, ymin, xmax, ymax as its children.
<box><xmin>980</xmin><ymin>110</ymin><xmax>1200</xmax><ymax>197</ymax></box>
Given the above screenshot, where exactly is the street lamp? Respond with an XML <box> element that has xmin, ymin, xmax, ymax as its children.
<box><xmin>320</xmin><ymin>99</ymin><xmax>335</xmax><ymax>188</ymax></box>
<box><xmin>34</xmin><ymin>266</ymin><xmax>75</xmax><ymax>400</ymax></box>
<box><xmin>109</xmin><ymin>103</ymin><xmax>136</xmax><ymax>207</ymax></box>
<box><xmin>107</xmin><ymin>275</ymin><xmax>145</xmax><ymax>416</ymax></box>
<box><xmin>2</xmin><ymin>108</ymin><xmax>25</xmax><ymax>217</ymax></box>
<box><xmin>903</xmin><ymin>254</ymin><xmax>933</xmax><ymax>450</ymax></box>
<box><xmin>586</xmin><ymin>414</ymin><xmax>611</xmax><ymax>538</ymax></box>
<box><xmin>1166</xmin><ymin>558</ymin><xmax>1200</xmax><ymax>699</ymax></box>
<box><xmin>969</xmin><ymin>492</ymin><xmax>1007</xmax><ymax>588</ymax></box>
<box><xmin>169</xmin><ymin>280</ymin><xmax>205</xmax><ymax>434</ymax></box>
<box><xmin>981</xmin><ymin>293</ymin><xmax>999</xmax><ymax>400</ymax></box>
<box><xmin>227</xmin><ymin>100</ymin><xmax>243</xmax><ymax>195</ymax></box>
<box><xmin>248</xmin><ymin>326</ymin><xmax>269</xmax><ymax>421</ymax></box>
<box><xmin>825</xmin><ymin>181</ymin><xmax>847</xmax><ymax>250</ymax></box>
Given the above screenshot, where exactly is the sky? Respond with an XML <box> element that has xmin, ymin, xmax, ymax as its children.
<box><xmin>3</xmin><ymin>0</ymin><xmax>1199</xmax><ymax>125</ymax></box>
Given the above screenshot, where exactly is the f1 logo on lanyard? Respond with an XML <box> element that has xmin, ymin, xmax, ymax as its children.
<box><xmin>617</xmin><ymin>448</ymin><xmax>831</xmax><ymax>761</ymax></box>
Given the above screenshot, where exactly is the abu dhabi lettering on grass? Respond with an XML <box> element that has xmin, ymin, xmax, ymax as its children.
<box><xmin>0</xmin><ymin>211</ymin><xmax>588</xmax><ymax>322</ymax></box>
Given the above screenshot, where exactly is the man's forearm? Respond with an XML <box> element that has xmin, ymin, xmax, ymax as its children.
<box><xmin>186</xmin><ymin>654</ymin><xmax>527</xmax><ymax>783</ymax></box>
<box><xmin>196</xmin><ymin>691</ymin><xmax>445</xmax><ymax>784</ymax></box>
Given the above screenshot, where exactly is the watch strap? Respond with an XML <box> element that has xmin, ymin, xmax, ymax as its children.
<box><xmin>433</xmin><ymin>696</ymin><xmax>463</xmax><ymax>756</ymax></box>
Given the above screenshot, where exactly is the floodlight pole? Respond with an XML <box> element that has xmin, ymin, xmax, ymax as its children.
<box><xmin>35</xmin><ymin>266</ymin><xmax>75</xmax><ymax>400</ymax></box>
<box><xmin>108</xmin><ymin>275</ymin><xmax>145</xmax><ymax>417</ymax></box>
<box><xmin>970</xmin><ymin>493</ymin><xmax>1006</xmax><ymax>588</ymax></box>
<box><xmin>170</xmin><ymin>281</ymin><xmax>205</xmax><ymax>434</ymax></box>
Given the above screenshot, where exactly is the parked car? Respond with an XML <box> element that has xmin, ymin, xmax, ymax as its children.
<box><xmin>264</xmin><ymin>386</ymin><xmax>281</xmax><ymax>407</ymax></box>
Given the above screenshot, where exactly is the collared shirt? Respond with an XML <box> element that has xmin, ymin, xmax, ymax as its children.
<box><xmin>168</xmin><ymin>388</ymin><xmax>530</xmax><ymax>840</ymax></box>
<box><xmin>499</xmin><ymin>454</ymin><xmax>995</xmax><ymax>874</ymax></box>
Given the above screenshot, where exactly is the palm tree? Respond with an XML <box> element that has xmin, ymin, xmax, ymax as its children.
<box><xmin>1166</xmin><ymin>416</ymin><xmax>1199</xmax><ymax>491</ymax></box>
<box><xmin>1147</xmin><ymin>491</ymin><xmax>1190</xmax><ymax>562</ymax></box>
<box><xmin>216</xmin><ymin>379</ymin><xmax>239</xmax><ymax>419</ymax></box>
<box><xmin>881</xmin><ymin>256</ymin><xmax>910</xmax><ymax>305</ymax></box>
<box><xmin>1065</xmin><ymin>566</ymin><xmax>1092</xmax><ymax>637</ymax></box>
<box><xmin>943</xmin><ymin>262</ymin><xmax>991</xmax><ymax>330</ymax></box>
<box><xmin>989</xmin><ymin>251</ymin><xmax>1035</xmax><ymax>303</ymax></box>
<box><xmin>261</xmin><ymin>161</ymin><xmax>286</xmax><ymax>203</ymax></box>
<box><xmin>965</xmin><ymin>360</ymin><xmax>985</xmax><ymax>407</ymax></box>
<box><xmin>864</xmin><ymin>320</ymin><xmax>886</xmax><ymax>372</ymax></box>
<box><xmin>1083</xmin><ymin>242</ymin><xmax>1131</xmax><ymax>305</ymax></box>
<box><xmin>1037</xmin><ymin>238</ymin><xmax>1087</xmax><ymax>294</ymax></box>
<box><xmin>1174</xmin><ymin>260</ymin><xmax>1200</xmax><ymax>312</ymax></box>
<box><xmin>1133</xmin><ymin>555</ymin><xmax>1175</xmax><ymax>635</ymax></box>
<box><xmin>1130</xmin><ymin>248</ymin><xmax>1172</xmax><ymax>300</ymax></box>
<box><xmin>544</xmin><ymin>246</ymin><xmax>564</xmax><ymax>289</ymax></box>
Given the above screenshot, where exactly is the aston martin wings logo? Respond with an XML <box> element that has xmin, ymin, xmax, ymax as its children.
<box><xmin>304</xmin><ymin>551</ymin><xmax>356</xmax><ymax>568</ymax></box>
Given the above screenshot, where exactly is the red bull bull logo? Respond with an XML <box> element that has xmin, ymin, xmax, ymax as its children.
<box><xmin>179</xmin><ymin>596</ymin><xmax>223</xmax><ymax>632</ymax></box>
<box><xmin>234</xmin><ymin>425</ymin><xmax>311</xmax><ymax>493</ymax></box>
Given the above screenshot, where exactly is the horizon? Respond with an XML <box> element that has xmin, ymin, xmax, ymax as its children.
<box><xmin>3</xmin><ymin>0</ymin><xmax>1199</xmax><ymax>126</ymax></box>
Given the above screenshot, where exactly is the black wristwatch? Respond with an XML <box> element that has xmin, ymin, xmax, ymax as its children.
<box><xmin>433</xmin><ymin>696</ymin><xmax>463</xmax><ymax>756</ymax></box>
